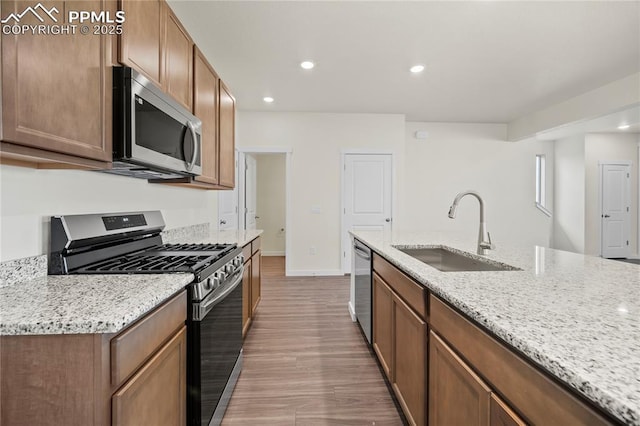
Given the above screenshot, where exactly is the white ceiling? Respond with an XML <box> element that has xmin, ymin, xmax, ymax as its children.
<box><xmin>168</xmin><ymin>1</ymin><xmax>640</xmax><ymax>124</ymax></box>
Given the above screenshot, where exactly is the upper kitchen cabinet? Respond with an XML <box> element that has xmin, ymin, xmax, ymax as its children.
<box><xmin>0</xmin><ymin>0</ymin><xmax>114</xmax><ymax>168</ymax></box>
<box><xmin>160</xmin><ymin>48</ymin><xmax>237</xmax><ymax>190</ymax></box>
<box><xmin>218</xmin><ymin>80</ymin><xmax>236</xmax><ymax>188</ymax></box>
<box><xmin>191</xmin><ymin>47</ymin><xmax>219</xmax><ymax>186</ymax></box>
<box><xmin>119</xmin><ymin>0</ymin><xmax>193</xmax><ymax>110</ymax></box>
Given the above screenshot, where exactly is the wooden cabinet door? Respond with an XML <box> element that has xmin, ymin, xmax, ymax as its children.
<box><xmin>218</xmin><ymin>80</ymin><xmax>236</xmax><ymax>188</ymax></box>
<box><xmin>1</xmin><ymin>0</ymin><xmax>112</xmax><ymax>163</ymax></box>
<box><xmin>119</xmin><ymin>0</ymin><xmax>164</xmax><ymax>87</ymax></box>
<box><xmin>490</xmin><ymin>394</ymin><xmax>527</xmax><ymax>426</ymax></box>
<box><xmin>393</xmin><ymin>295</ymin><xmax>427</xmax><ymax>426</ymax></box>
<box><xmin>164</xmin><ymin>5</ymin><xmax>193</xmax><ymax>110</ymax></box>
<box><xmin>193</xmin><ymin>47</ymin><xmax>219</xmax><ymax>185</ymax></box>
<box><xmin>372</xmin><ymin>273</ymin><xmax>393</xmax><ymax>380</ymax></box>
<box><xmin>242</xmin><ymin>258</ymin><xmax>252</xmax><ymax>338</ymax></box>
<box><xmin>251</xmin><ymin>251</ymin><xmax>261</xmax><ymax>314</ymax></box>
<box><xmin>113</xmin><ymin>326</ymin><xmax>187</xmax><ymax>426</ymax></box>
<box><xmin>429</xmin><ymin>331</ymin><xmax>491</xmax><ymax>426</ymax></box>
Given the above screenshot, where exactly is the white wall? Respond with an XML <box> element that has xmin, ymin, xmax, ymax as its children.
<box><xmin>255</xmin><ymin>154</ymin><xmax>286</xmax><ymax>255</ymax></box>
<box><xmin>553</xmin><ymin>135</ymin><xmax>586</xmax><ymax>253</ymax></box>
<box><xmin>0</xmin><ymin>165</ymin><xmax>218</xmax><ymax>261</ymax></box>
<box><xmin>238</xmin><ymin>112</ymin><xmax>406</xmax><ymax>275</ymax></box>
<box><xmin>400</xmin><ymin>123</ymin><xmax>554</xmax><ymax>248</ymax></box>
<box><xmin>584</xmin><ymin>133</ymin><xmax>639</xmax><ymax>256</ymax></box>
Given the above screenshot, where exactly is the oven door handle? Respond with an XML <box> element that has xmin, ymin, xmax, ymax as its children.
<box><xmin>193</xmin><ymin>267</ymin><xmax>243</xmax><ymax>321</ymax></box>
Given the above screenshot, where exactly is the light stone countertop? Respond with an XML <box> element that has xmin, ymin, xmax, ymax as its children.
<box><xmin>0</xmin><ymin>226</ymin><xmax>263</xmax><ymax>336</ymax></box>
<box><xmin>351</xmin><ymin>230</ymin><xmax>640</xmax><ymax>426</ymax></box>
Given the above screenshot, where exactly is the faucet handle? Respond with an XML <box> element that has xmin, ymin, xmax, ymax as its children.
<box><xmin>480</xmin><ymin>232</ymin><xmax>495</xmax><ymax>250</ymax></box>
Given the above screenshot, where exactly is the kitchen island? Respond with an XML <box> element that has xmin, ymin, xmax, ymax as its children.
<box><xmin>352</xmin><ymin>230</ymin><xmax>639</xmax><ymax>425</ymax></box>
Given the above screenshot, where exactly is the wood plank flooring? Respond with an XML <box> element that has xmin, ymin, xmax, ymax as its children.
<box><xmin>222</xmin><ymin>256</ymin><xmax>403</xmax><ymax>425</ymax></box>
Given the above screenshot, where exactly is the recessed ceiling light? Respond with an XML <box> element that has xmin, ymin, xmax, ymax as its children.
<box><xmin>300</xmin><ymin>61</ymin><xmax>315</xmax><ymax>70</ymax></box>
<box><xmin>618</xmin><ymin>124</ymin><xmax>630</xmax><ymax>130</ymax></box>
<box><xmin>263</xmin><ymin>97</ymin><xmax>274</xmax><ymax>103</ymax></box>
<box><xmin>410</xmin><ymin>64</ymin><xmax>425</xmax><ymax>73</ymax></box>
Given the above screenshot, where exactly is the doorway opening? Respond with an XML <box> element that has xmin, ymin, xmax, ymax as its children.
<box><xmin>237</xmin><ymin>148</ymin><xmax>292</xmax><ymax>275</ymax></box>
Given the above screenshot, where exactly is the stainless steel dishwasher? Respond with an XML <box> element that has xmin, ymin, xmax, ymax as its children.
<box><xmin>353</xmin><ymin>239</ymin><xmax>372</xmax><ymax>344</ymax></box>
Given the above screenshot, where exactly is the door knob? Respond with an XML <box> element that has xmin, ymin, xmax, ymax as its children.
<box><xmin>385</xmin><ymin>218</ymin><xmax>392</xmax><ymax>223</ymax></box>
<box><xmin>603</xmin><ymin>214</ymin><xmax>610</xmax><ymax>218</ymax></box>
<box><xmin>220</xmin><ymin>220</ymin><xmax>227</xmax><ymax>225</ymax></box>
<box><xmin>255</xmin><ymin>216</ymin><xmax>260</xmax><ymax>219</ymax></box>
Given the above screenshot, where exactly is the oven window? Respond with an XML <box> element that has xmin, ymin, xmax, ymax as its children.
<box><xmin>134</xmin><ymin>96</ymin><xmax>200</xmax><ymax>166</ymax></box>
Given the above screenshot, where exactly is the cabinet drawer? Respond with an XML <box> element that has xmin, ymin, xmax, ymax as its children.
<box><xmin>111</xmin><ymin>290</ymin><xmax>186</xmax><ymax>388</ymax></box>
<box><xmin>242</xmin><ymin>243</ymin><xmax>252</xmax><ymax>262</ymax></box>
<box><xmin>373</xmin><ymin>254</ymin><xmax>426</xmax><ymax>320</ymax></box>
<box><xmin>251</xmin><ymin>237</ymin><xmax>261</xmax><ymax>255</ymax></box>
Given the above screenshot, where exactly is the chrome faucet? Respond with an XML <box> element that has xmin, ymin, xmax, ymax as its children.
<box><xmin>448</xmin><ymin>190</ymin><xmax>494</xmax><ymax>255</ymax></box>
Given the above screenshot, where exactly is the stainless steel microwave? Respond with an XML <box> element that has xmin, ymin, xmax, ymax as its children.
<box><xmin>104</xmin><ymin>66</ymin><xmax>202</xmax><ymax>180</ymax></box>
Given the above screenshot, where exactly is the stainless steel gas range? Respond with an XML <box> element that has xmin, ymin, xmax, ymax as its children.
<box><xmin>49</xmin><ymin>211</ymin><xmax>243</xmax><ymax>426</ymax></box>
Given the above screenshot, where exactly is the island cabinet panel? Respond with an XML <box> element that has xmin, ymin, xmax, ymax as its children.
<box><xmin>429</xmin><ymin>331</ymin><xmax>491</xmax><ymax>426</ymax></box>
<box><xmin>490</xmin><ymin>394</ymin><xmax>527</xmax><ymax>426</ymax></box>
<box><xmin>242</xmin><ymin>258</ymin><xmax>252</xmax><ymax>336</ymax></box>
<box><xmin>372</xmin><ymin>272</ymin><xmax>393</xmax><ymax>379</ymax></box>
<box><xmin>393</xmin><ymin>295</ymin><xmax>427</xmax><ymax>426</ymax></box>
<box><xmin>112</xmin><ymin>326</ymin><xmax>186</xmax><ymax>426</ymax></box>
<box><xmin>429</xmin><ymin>295</ymin><xmax>612</xmax><ymax>426</ymax></box>
<box><xmin>372</xmin><ymin>253</ymin><xmax>428</xmax><ymax>426</ymax></box>
<box><xmin>1</xmin><ymin>0</ymin><xmax>113</xmax><ymax>167</ymax></box>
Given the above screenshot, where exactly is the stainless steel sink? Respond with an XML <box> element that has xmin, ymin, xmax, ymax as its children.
<box><xmin>394</xmin><ymin>247</ymin><xmax>520</xmax><ymax>272</ymax></box>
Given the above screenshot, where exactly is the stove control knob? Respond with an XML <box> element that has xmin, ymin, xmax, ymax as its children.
<box><xmin>225</xmin><ymin>264</ymin><xmax>235</xmax><ymax>274</ymax></box>
<box><xmin>215</xmin><ymin>271</ymin><xmax>226</xmax><ymax>281</ymax></box>
<box><xmin>204</xmin><ymin>278</ymin><xmax>213</xmax><ymax>291</ymax></box>
<box><xmin>232</xmin><ymin>257</ymin><xmax>242</xmax><ymax>268</ymax></box>
<box><xmin>210</xmin><ymin>276</ymin><xmax>221</xmax><ymax>289</ymax></box>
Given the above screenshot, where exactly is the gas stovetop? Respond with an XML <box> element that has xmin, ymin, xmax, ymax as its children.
<box><xmin>48</xmin><ymin>211</ymin><xmax>240</xmax><ymax>281</ymax></box>
<box><xmin>75</xmin><ymin>243</ymin><xmax>237</xmax><ymax>275</ymax></box>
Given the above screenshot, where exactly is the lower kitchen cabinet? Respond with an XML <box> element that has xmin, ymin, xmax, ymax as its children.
<box><xmin>372</xmin><ymin>254</ymin><xmax>428</xmax><ymax>426</ymax></box>
<box><xmin>0</xmin><ymin>290</ymin><xmax>187</xmax><ymax>426</ymax></box>
<box><xmin>429</xmin><ymin>295</ymin><xmax>612</xmax><ymax>426</ymax></box>
<box><xmin>112</xmin><ymin>327</ymin><xmax>186</xmax><ymax>426</ymax></box>
<box><xmin>242</xmin><ymin>236</ymin><xmax>262</xmax><ymax>338</ymax></box>
<box><xmin>372</xmin><ymin>273</ymin><xmax>393</xmax><ymax>379</ymax></box>
<box><xmin>393</xmin><ymin>295</ymin><xmax>427</xmax><ymax>426</ymax></box>
<box><xmin>429</xmin><ymin>330</ymin><xmax>491</xmax><ymax>426</ymax></box>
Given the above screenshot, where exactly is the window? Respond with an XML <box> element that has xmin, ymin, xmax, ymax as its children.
<box><xmin>535</xmin><ymin>154</ymin><xmax>551</xmax><ymax>216</ymax></box>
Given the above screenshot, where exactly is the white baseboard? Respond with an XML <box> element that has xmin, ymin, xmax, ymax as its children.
<box><xmin>286</xmin><ymin>269</ymin><xmax>345</xmax><ymax>277</ymax></box>
<box><xmin>347</xmin><ymin>301</ymin><xmax>356</xmax><ymax>322</ymax></box>
<box><xmin>262</xmin><ymin>251</ymin><xmax>285</xmax><ymax>256</ymax></box>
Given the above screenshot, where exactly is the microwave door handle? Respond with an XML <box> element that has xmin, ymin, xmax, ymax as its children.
<box><xmin>185</xmin><ymin>120</ymin><xmax>198</xmax><ymax>172</ymax></box>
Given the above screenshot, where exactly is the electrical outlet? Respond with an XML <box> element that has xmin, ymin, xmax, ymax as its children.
<box><xmin>309</xmin><ymin>246</ymin><xmax>317</xmax><ymax>255</ymax></box>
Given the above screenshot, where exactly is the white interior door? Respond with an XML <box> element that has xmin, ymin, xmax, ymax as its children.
<box><xmin>601</xmin><ymin>163</ymin><xmax>631</xmax><ymax>258</ymax></box>
<box><xmin>218</xmin><ymin>189</ymin><xmax>238</xmax><ymax>230</ymax></box>
<box><xmin>245</xmin><ymin>154</ymin><xmax>258</xmax><ymax>230</ymax></box>
<box><xmin>343</xmin><ymin>153</ymin><xmax>392</xmax><ymax>273</ymax></box>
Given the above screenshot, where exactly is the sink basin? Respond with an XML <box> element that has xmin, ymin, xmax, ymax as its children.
<box><xmin>394</xmin><ymin>247</ymin><xmax>520</xmax><ymax>272</ymax></box>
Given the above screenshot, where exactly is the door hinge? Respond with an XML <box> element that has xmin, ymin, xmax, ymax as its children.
<box><xmin>344</xmin><ymin>164</ymin><xmax>346</xmax><ymax>171</ymax></box>
<box><xmin>627</xmin><ymin>173</ymin><xmax>630</xmax><ymax>178</ymax></box>
<box><xmin>343</xmin><ymin>251</ymin><xmax>346</xmax><ymax>258</ymax></box>
<box><xmin>627</xmin><ymin>240</ymin><xmax>630</xmax><ymax>246</ymax></box>
<box><xmin>344</xmin><ymin>208</ymin><xmax>346</xmax><ymax>214</ymax></box>
<box><xmin>627</xmin><ymin>207</ymin><xmax>630</xmax><ymax>212</ymax></box>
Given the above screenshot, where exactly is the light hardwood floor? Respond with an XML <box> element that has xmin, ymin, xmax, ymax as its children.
<box><xmin>222</xmin><ymin>256</ymin><xmax>404</xmax><ymax>425</ymax></box>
